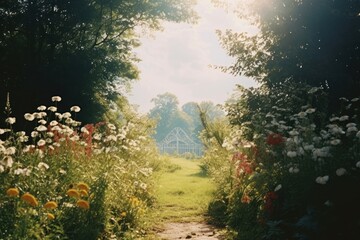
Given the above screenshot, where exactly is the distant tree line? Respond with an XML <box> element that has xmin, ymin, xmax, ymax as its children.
<box><xmin>148</xmin><ymin>92</ymin><xmax>224</xmax><ymax>143</ymax></box>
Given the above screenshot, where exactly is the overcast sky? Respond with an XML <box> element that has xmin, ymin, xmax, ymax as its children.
<box><xmin>126</xmin><ymin>0</ymin><xmax>258</xmax><ymax>113</ymax></box>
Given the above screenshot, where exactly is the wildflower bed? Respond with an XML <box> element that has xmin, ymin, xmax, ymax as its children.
<box><xmin>202</xmin><ymin>83</ymin><xmax>360</xmax><ymax>240</ymax></box>
<box><xmin>0</xmin><ymin>96</ymin><xmax>158</xmax><ymax>239</ymax></box>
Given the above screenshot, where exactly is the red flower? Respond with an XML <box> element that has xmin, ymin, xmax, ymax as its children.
<box><xmin>264</xmin><ymin>191</ymin><xmax>278</xmax><ymax>215</ymax></box>
<box><xmin>241</xmin><ymin>193</ymin><xmax>252</xmax><ymax>204</ymax></box>
<box><xmin>266</xmin><ymin>133</ymin><xmax>284</xmax><ymax>145</ymax></box>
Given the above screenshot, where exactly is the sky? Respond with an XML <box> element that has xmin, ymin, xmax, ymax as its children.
<box><xmin>126</xmin><ymin>0</ymin><xmax>258</xmax><ymax>113</ymax></box>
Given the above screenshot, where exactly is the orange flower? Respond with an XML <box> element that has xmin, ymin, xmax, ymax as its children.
<box><xmin>77</xmin><ymin>182</ymin><xmax>90</xmax><ymax>192</ymax></box>
<box><xmin>241</xmin><ymin>194</ymin><xmax>251</xmax><ymax>204</ymax></box>
<box><xmin>21</xmin><ymin>193</ymin><xmax>38</xmax><ymax>207</ymax></box>
<box><xmin>6</xmin><ymin>188</ymin><xmax>19</xmax><ymax>197</ymax></box>
<box><xmin>79</xmin><ymin>189</ymin><xmax>88</xmax><ymax>197</ymax></box>
<box><xmin>47</xmin><ymin>213</ymin><xmax>55</xmax><ymax>220</ymax></box>
<box><xmin>67</xmin><ymin>189</ymin><xmax>80</xmax><ymax>198</ymax></box>
<box><xmin>76</xmin><ymin>200</ymin><xmax>90</xmax><ymax>209</ymax></box>
<box><xmin>44</xmin><ymin>201</ymin><xmax>58</xmax><ymax>209</ymax></box>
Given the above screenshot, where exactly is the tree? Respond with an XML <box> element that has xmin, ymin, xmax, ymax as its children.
<box><xmin>182</xmin><ymin>101</ymin><xmax>224</xmax><ymax>142</ymax></box>
<box><xmin>148</xmin><ymin>92</ymin><xmax>192</xmax><ymax>142</ymax></box>
<box><xmin>0</xmin><ymin>0</ymin><xmax>197</xmax><ymax>126</ymax></box>
<box><xmin>216</xmin><ymin>0</ymin><xmax>360</xmax><ymax>112</ymax></box>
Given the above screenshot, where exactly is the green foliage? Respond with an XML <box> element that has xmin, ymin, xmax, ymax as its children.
<box><xmin>0</xmin><ymin>0</ymin><xmax>197</xmax><ymax>125</ymax></box>
<box><xmin>217</xmin><ymin>0</ymin><xmax>360</xmax><ymax>112</ymax></box>
<box><xmin>202</xmin><ymin>81</ymin><xmax>360</xmax><ymax>239</ymax></box>
<box><xmin>0</xmin><ymin>96</ymin><xmax>160</xmax><ymax>239</ymax></box>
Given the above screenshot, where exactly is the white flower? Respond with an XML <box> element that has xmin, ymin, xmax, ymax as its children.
<box><xmin>49</xmin><ymin>120</ymin><xmax>58</xmax><ymax>126</ymax></box>
<box><xmin>23</xmin><ymin>145</ymin><xmax>32</xmax><ymax>153</ymax></box>
<box><xmin>356</xmin><ymin>161</ymin><xmax>360</xmax><ymax>168</ymax></box>
<box><xmin>59</xmin><ymin>169</ymin><xmax>66</xmax><ymax>174</ymax></box>
<box><xmin>1</xmin><ymin>156</ymin><xmax>13</xmax><ymax>168</ymax></box>
<box><xmin>51</xmin><ymin>96</ymin><xmax>62</xmax><ymax>102</ymax></box>
<box><xmin>297</xmin><ymin>112</ymin><xmax>307</xmax><ymax>118</ymax></box>
<box><xmin>289</xmin><ymin>130</ymin><xmax>299</xmax><ymax>136</ymax></box>
<box><xmin>0</xmin><ymin>129</ymin><xmax>5</xmax><ymax>135</ymax></box>
<box><xmin>335</xmin><ymin>168</ymin><xmax>346</xmax><ymax>176</ymax></box>
<box><xmin>14</xmin><ymin>168</ymin><xmax>24</xmax><ymax>175</ymax></box>
<box><xmin>274</xmin><ymin>184</ymin><xmax>282</xmax><ymax>192</ymax></box>
<box><xmin>347</xmin><ymin>126</ymin><xmax>358</xmax><ymax>133</ymax></box>
<box><xmin>62</xmin><ymin>112</ymin><xmax>71</xmax><ymax>118</ymax></box>
<box><xmin>6</xmin><ymin>147</ymin><xmax>16</xmax><ymax>155</ymax></box>
<box><xmin>37</xmin><ymin>125</ymin><xmax>47</xmax><ymax>132</ymax></box>
<box><xmin>357</xmin><ymin>131</ymin><xmax>360</xmax><ymax>138</ymax></box>
<box><xmin>51</xmin><ymin>126</ymin><xmax>62</xmax><ymax>132</ymax></box>
<box><xmin>65</xmin><ymin>118</ymin><xmax>73</xmax><ymax>125</ymax></box>
<box><xmin>93</xmin><ymin>133</ymin><xmax>102</xmax><ymax>140</ymax></box>
<box><xmin>45</xmin><ymin>138</ymin><xmax>52</xmax><ymax>144</ymax></box>
<box><xmin>351</xmin><ymin>97</ymin><xmax>359</xmax><ymax>102</ymax></box>
<box><xmin>287</xmin><ymin>151</ymin><xmax>297</xmax><ymax>158</ymax></box>
<box><xmin>289</xmin><ymin>167</ymin><xmax>300</xmax><ymax>173</ymax></box>
<box><xmin>38</xmin><ymin>162</ymin><xmax>49</xmax><ymax>171</ymax></box>
<box><xmin>31</xmin><ymin>131</ymin><xmax>39</xmax><ymax>138</ymax></box>
<box><xmin>70</xmin><ymin>135</ymin><xmax>79</xmax><ymax>141</ymax></box>
<box><xmin>107</xmin><ymin>123</ymin><xmax>116</xmax><ymax>130</ymax></box>
<box><xmin>324</xmin><ymin>200</ymin><xmax>333</xmax><ymax>206</ymax></box>
<box><xmin>70</xmin><ymin>106</ymin><xmax>81</xmax><ymax>112</ymax></box>
<box><xmin>305</xmin><ymin>108</ymin><xmax>316</xmax><ymax>114</ymax></box>
<box><xmin>329</xmin><ymin>117</ymin><xmax>339</xmax><ymax>122</ymax></box>
<box><xmin>330</xmin><ymin>139</ymin><xmax>341</xmax><ymax>145</ymax></box>
<box><xmin>0</xmin><ymin>165</ymin><xmax>4</xmax><ymax>173</ymax></box>
<box><xmin>48</xmin><ymin>106</ymin><xmax>57</xmax><ymax>112</ymax></box>
<box><xmin>46</xmin><ymin>132</ymin><xmax>54</xmax><ymax>137</ymax></box>
<box><xmin>37</xmin><ymin>105</ymin><xmax>47</xmax><ymax>111</ymax></box>
<box><xmin>346</xmin><ymin>123</ymin><xmax>357</xmax><ymax>128</ymax></box>
<box><xmin>303</xmin><ymin>144</ymin><xmax>314</xmax><ymax>151</ymax></box>
<box><xmin>38</xmin><ymin>119</ymin><xmax>47</xmax><ymax>125</ymax></box>
<box><xmin>24</xmin><ymin>113</ymin><xmax>35</xmax><ymax>121</ymax></box>
<box><xmin>37</xmin><ymin>139</ymin><xmax>46</xmax><ymax>147</ymax></box>
<box><xmin>55</xmin><ymin>113</ymin><xmax>63</xmax><ymax>120</ymax></box>
<box><xmin>5</xmin><ymin>117</ymin><xmax>16</xmax><ymax>125</ymax></box>
<box><xmin>316</xmin><ymin>175</ymin><xmax>329</xmax><ymax>184</ymax></box>
<box><xmin>312</xmin><ymin>147</ymin><xmax>331</xmax><ymax>158</ymax></box>
<box><xmin>81</xmin><ymin>127</ymin><xmax>89</xmax><ymax>135</ymax></box>
<box><xmin>339</xmin><ymin>115</ymin><xmax>349</xmax><ymax>121</ymax></box>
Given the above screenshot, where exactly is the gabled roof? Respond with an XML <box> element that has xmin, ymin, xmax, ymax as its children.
<box><xmin>160</xmin><ymin>127</ymin><xmax>195</xmax><ymax>145</ymax></box>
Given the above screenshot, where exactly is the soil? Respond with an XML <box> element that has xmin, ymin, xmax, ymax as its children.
<box><xmin>156</xmin><ymin>222</ymin><xmax>225</xmax><ymax>240</ymax></box>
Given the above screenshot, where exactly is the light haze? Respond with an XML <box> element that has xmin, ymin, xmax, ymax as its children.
<box><xmin>127</xmin><ymin>0</ymin><xmax>258</xmax><ymax>113</ymax></box>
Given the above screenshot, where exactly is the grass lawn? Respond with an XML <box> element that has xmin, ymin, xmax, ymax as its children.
<box><xmin>151</xmin><ymin>156</ymin><xmax>216</xmax><ymax>223</ymax></box>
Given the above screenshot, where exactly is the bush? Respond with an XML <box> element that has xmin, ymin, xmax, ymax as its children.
<box><xmin>202</xmin><ymin>83</ymin><xmax>360</xmax><ymax>239</ymax></box>
<box><xmin>0</xmin><ymin>96</ymin><xmax>159</xmax><ymax>239</ymax></box>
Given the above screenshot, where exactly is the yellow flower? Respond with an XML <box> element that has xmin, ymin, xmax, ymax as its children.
<box><xmin>121</xmin><ymin>211</ymin><xmax>127</xmax><ymax>217</ymax></box>
<box><xmin>67</xmin><ymin>189</ymin><xmax>80</xmax><ymax>198</ymax></box>
<box><xmin>21</xmin><ymin>193</ymin><xmax>38</xmax><ymax>207</ymax></box>
<box><xmin>79</xmin><ymin>189</ymin><xmax>88</xmax><ymax>197</ymax></box>
<box><xmin>6</xmin><ymin>188</ymin><xmax>19</xmax><ymax>197</ymax></box>
<box><xmin>47</xmin><ymin>213</ymin><xmax>55</xmax><ymax>220</ymax></box>
<box><xmin>44</xmin><ymin>201</ymin><xmax>58</xmax><ymax>210</ymax></box>
<box><xmin>77</xmin><ymin>182</ymin><xmax>90</xmax><ymax>192</ymax></box>
<box><xmin>130</xmin><ymin>197</ymin><xmax>140</xmax><ymax>207</ymax></box>
<box><xmin>76</xmin><ymin>200</ymin><xmax>90</xmax><ymax>210</ymax></box>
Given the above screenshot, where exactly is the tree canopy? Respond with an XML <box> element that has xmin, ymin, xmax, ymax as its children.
<box><xmin>148</xmin><ymin>92</ymin><xmax>224</xmax><ymax>143</ymax></box>
<box><xmin>0</xmin><ymin>0</ymin><xmax>197</xmax><ymax>126</ymax></box>
<box><xmin>217</xmin><ymin>0</ymin><xmax>360</xmax><ymax>111</ymax></box>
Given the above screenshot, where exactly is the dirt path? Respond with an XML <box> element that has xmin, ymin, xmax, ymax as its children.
<box><xmin>149</xmin><ymin>158</ymin><xmax>226</xmax><ymax>240</ymax></box>
<box><xmin>157</xmin><ymin>222</ymin><xmax>224</xmax><ymax>240</ymax></box>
